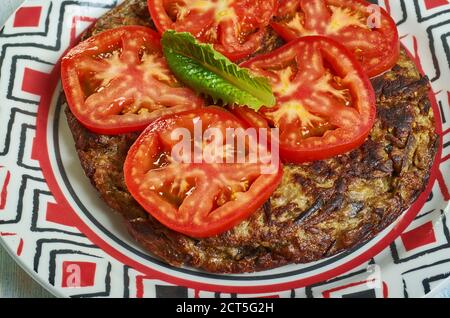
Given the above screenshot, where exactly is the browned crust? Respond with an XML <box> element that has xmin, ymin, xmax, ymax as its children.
<box><xmin>64</xmin><ymin>0</ymin><xmax>438</xmax><ymax>273</ymax></box>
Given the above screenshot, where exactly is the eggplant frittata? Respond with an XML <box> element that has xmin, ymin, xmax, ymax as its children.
<box><xmin>64</xmin><ymin>0</ymin><xmax>438</xmax><ymax>273</ymax></box>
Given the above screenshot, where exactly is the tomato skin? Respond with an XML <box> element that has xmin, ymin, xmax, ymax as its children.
<box><xmin>124</xmin><ymin>107</ymin><xmax>283</xmax><ymax>238</ymax></box>
<box><xmin>148</xmin><ymin>0</ymin><xmax>176</xmax><ymax>36</ymax></box>
<box><xmin>148</xmin><ymin>0</ymin><xmax>277</xmax><ymax>62</ymax></box>
<box><xmin>238</xmin><ymin>36</ymin><xmax>376</xmax><ymax>163</ymax></box>
<box><xmin>271</xmin><ymin>0</ymin><xmax>400</xmax><ymax>77</ymax></box>
<box><xmin>234</xmin><ymin>105</ymin><xmax>374</xmax><ymax>163</ymax></box>
<box><xmin>61</xmin><ymin>26</ymin><xmax>204</xmax><ymax>135</ymax></box>
<box><xmin>277</xmin><ymin>124</ymin><xmax>372</xmax><ymax>163</ymax></box>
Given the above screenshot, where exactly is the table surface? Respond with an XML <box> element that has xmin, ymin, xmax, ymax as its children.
<box><xmin>1</xmin><ymin>0</ymin><xmax>449</xmax><ymax>299</ymax></box>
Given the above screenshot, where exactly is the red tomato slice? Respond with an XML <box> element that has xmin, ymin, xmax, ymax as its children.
<box><xmin>61</xmin><ymin>26</ymin><xmax>204</xmax><ymax>135</ymax></box>
<box><xmin>148</xmin><ymin>0</ymin><xmax>277</xmax><ymax>61</ymax></box>
<box><xmin>124</xmin><ymin>107</ymin><xmax>282</xmax><ymax>238</ymax></box>
<box><xmin>271</xmin><ymin>0</ymin><xmax>400</xmax><ymax>77</ymax></box>
<box><xmin>236</xmin><ymin>36</ymin><xmax>376</xmax><ymax>163</ymax></box>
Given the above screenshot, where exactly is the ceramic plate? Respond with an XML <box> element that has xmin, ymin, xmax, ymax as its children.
<box><xmin>0</xmin><ymin>0</ymin><xmax>449</xmax><ymax>298</ymax></box>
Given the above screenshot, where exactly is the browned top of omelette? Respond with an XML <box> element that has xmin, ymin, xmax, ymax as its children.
<box><xmin>64</xmin><ymin>0</ymin><xmax>438</xmax><ymax>273</ymax></box>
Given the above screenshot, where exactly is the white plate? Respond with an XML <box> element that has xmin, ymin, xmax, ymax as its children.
<box><xmin>0</xmin><ymin>0</ymin><xmax>449</xmax><ymax>298</ymax></box>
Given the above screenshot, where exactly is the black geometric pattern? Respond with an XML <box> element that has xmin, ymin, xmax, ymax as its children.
<box><xmin>423</xmin><ymin>272</ymin><xmax>450</xmax><ymax>294</ymax></box>
<box><xmin>402</xmin><ymin>258</ymin><xmax>450</xmax><ymax>298</ymax></box>
<box><xmin>17</xmin><ymin>124</ymin><xmax>40</xmax><ymax>171</ymax></box>
<box><xmin>29</xmin><ymin>189</ymin><xmax>85</xmax><ymax>236</ymax></box>
<box><xmin>0</xmin><ymin>174</ymin><xmax>46</xmax><ymax>225</ymax></box>
<box><xmin>413</xmin><ymin>0</ymin><xmax>450</xmax><ymax>22</ymax></box>
<box><xmin>6</xmin><ymin>55</ymin><xmax>54</xmax><ymax>105</ymax></box>
<box><xmin>342</xmin><ymin>289</ymin><xmax>377</xmax><ymax>298</ymax></box>
<box><xmin>0</xmin><ymin>0</ymin><xmax>122</xmax><ymax>299</ymax></box>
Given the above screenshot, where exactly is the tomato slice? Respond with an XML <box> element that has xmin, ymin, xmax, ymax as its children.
<box><xmin>236</xmin><ymin>36</ymin><xmax>376</xmax><ymax>163</ymax></box>
<box><xmin>124</xmin><ymin>107</ymin><xmax>282</xmax><ymax>238</ymax></box>
<box><xmin>61</xmin><ymin>26</ymin><xmax>204</xmax><ymax>135</ymax></box>
<box><xmin>271</xmin><ymin>0</ymin><xmax>400</xmax><ymax>77</ymax></box>
<box><xmin>148</xmin><ymin>0</ymin><xmax>277</xmax><ymax>61</ymax></box>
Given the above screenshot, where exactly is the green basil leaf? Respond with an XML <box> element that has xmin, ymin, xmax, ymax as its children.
<box><xmin>161</xmin><ymin>30</ymin><xmax>276</xmax><ymax>111</ymax></box>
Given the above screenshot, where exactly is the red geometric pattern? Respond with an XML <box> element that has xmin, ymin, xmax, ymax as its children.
<box><xmin>0</xmin><ymin>167</ymin><xmax>11</xmax><ymax>210</ymax></box>
<box><xmin>425</xmin><ymin>0</ymin><xmax>450</xmax><ymax>10</ymax></box>
<box><xmin>320</xmin><ymin>280</ymin><xmax>388</xmax><ymax>298</ymax></box>
<box><xmin>0</xmin><ymin>0</ymin><xmax>120</xmax><ymax>298</ymax></box>
<box><xmin>0</xmin><ymin>232</ymin><xmax>24</xmax><ymax>256</ymax></box>
<box><xmin>45</xmin><ymin>202</ymin><xmax>77</xmax><ymax>228</ymax></box>
<box><xmin>401</xmin><ymin>222</ymin><xmax>437</xmax><ymax>252</ymax></box>
<box><xmin>437</xmin><ymin>168</ymin><xmax>450</xmax><ymax>201</ymax></box>
<box><xmin>61</xmin><ymin>261</ymin><xmax>97</xmax><ymax>287</ymax></box>
<box><xmin>322</xmin><ymin>280</ymin><xmax>371</xmax><ymax>298</ymax></box>
<box><xmin>21</xmin><ymin>68</ymin><xmax>50</xmax><ymax>96</ymax></box>
<box><xmin>13</xmin><ymin>7</ymin><xmax>42</xmax><ymax>28</ymax></box>
<box><xmin>135</xmin><ymin>275</ymin><xmax>151</xmax><ymax>298</ymax></box>
<box><xmin>31</xmin><ymin>137</ymin><xmax>39</xmax><ymax>161</ymax></box>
